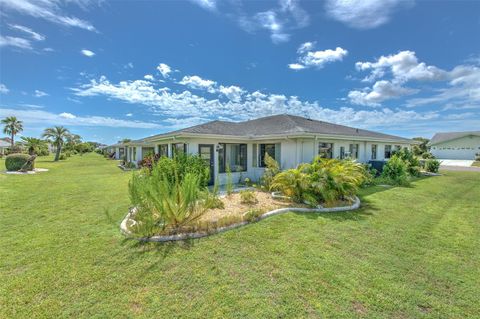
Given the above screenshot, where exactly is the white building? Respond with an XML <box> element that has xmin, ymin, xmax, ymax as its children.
<box><xmin>429</xmin><ymin>131</ymin><xmax>480</xmax><ymax>160</ymax></box>
<box><xmin>118</xmin><ymin>114</ymin><xmax>416</xmax><ymax>185</ymax></box>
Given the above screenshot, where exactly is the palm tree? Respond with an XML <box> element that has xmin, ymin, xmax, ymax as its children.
<box><xmin>64</xmin><ymin>133</ymin><xmax>82</xmax><ymax>152</ymax></box>
<box><xmin>1</xmin><ymin>116</ymin><xmax>23</xmax><ymax>148</ymax></box>
<box><xmin>20</xmin><ymin>137</ymin><xmax>47</xmax><ymax>155</ymax></box>
<box><xmin>42</xmin><ymin>126</ymin><xmax>70</xmax><ymax>161</ymax></box>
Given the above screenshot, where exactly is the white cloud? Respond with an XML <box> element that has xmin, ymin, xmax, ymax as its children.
<box><xmin>0</xmin><ymin>108</ymin><xmax>162</xmax><ymax>129</ymax></box>
<box><xmin>9</xmin><ymin>24</ymin><xmax>45</xmax><ymax>41</ymax></box>
<box><xmin>218</xmin><ymin>85</ymin><xmax>245</xmax><ymax>102</ymax></box>
<box><xmin>288</xmin><ymin>63</ymin><xmax>306</xmax><ymax>70</ymax></box>
<box><xmin>189</xmin><ymin>0</ymin><xmax>216</xmax><ymax>11</ymax></box>
<box><xmin>126</xmin><ymin>113</ymin><xmax>133</xmax><ymax>117</ymax></box>
<box><xmin>355</xmin><ymin>51</ymin><xmax>446</xmax><ymax>83</ymax></box>
<box><xmin>157</xmin><ymin>63</ymin><xmax>172</xmax><ymax>78</ymax></box>
<box><xmin>348</xmin><ymin>80</ymin><xmax>418</xmax><ymax>106</ymax></box>
<box><xmin>34</xmin><ymin>90</ymin><xmax>48</xmax><ymax>97</ymax></box>
<box><xmin>289</xmin><ymin>44</ymin><xmax>348</xmax><ymax>70</ymax></box>
<box><xmin>0</xmin><ymin>35</ymin><xmax>32</xmax><ymax>50</ymax></box>
<box><xmin>59</xmin><ymin>112</ymin><xmax>76</xmax><ymax>119</ymax></box>
<box><xmin>81</xmin><ymin>49</ymin><xmax>95</xmax><ymax>57</ymax></box>
<box><xmin>297</xmin><ymin>41</ymin><xmax>314</xmax><ymax>54</ymax></box>
<box><xmin>0</xmin><ymin>84</ymin><xmax>9</xmax><ymax>94</ymax></box>
<box><xmin>237</xmin><ymin>0</ymin><xmax>309</xmax><ymax>44</ymax></box>
<box><xmin>350</xmin><ymin>50</ymin><xmax>480</xmax><ymax>108</ymax></box>
<box><xmin>179</xmin><ymin>75</ymin><xmax>217</xmax><ymax>93</ymax></box>
<box><xmin>72</xmin><ymin>74</ymin><xmax>440</xmax><ymax>131</ymax></box>
<box><xmin>144</xmin><ymin>74</ymin><xmax>154</xmax><ymax>81</ymax></box>
<box><xmin>325</xmin><ymin>0</ymin><xmax>413</xmax><ymax>29</ymax></box>
<box><xmin>0</xmin><ymin>0</ymin><xmax>97</xmax><ymax>31</ymax></box>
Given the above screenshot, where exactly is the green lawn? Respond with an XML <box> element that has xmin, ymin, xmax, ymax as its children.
<box><xmin>1</xmin><ymin>154</ymin><xmax>479</xmax><ymax>318</ymax></box>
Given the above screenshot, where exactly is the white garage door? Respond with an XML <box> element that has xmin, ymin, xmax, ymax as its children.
<box><xmin>432</xmin><ymin>149</ymin><xmax>477</xmax><ymax>160</ymax></box>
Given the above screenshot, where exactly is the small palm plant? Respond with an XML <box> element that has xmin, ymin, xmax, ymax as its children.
<box><xmin>271</xmin><ymin>163</ymin><xmax>310</xmax><ymax>203</ymax></box>
<box><xmin>20</xmin><ymin>137</ymin><xmax>48</xmax><ymax>155</ymax></box>
<box><xmin>1</xmin><ymin>116</ymin><xmax>23</xmax><ymax>149</ymax></box>
<box><xmin>129</xmin><ymin>157</ymin><xmax>208</xmax><ymax>236</ymax></box>
<box><xmin>42</xmin><ymin>126</ymin><xmax>70</xmax><ymax>161</ymax></box>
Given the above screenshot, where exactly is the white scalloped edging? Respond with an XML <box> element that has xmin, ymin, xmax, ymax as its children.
<box><xmin>120</xmin><ymin>196</ymin><xmax>361</xmax><ymax>242</ymax></box>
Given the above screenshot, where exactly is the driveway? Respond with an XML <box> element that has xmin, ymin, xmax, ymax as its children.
<box><xmin>438</xmin><ymin>159</ymin><xmax>474</xmax><ymax>167</ymax></box>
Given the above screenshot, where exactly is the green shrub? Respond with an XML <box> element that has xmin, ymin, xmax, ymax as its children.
<box><xmin>240</xmin><ymin>189</ymin><xmax>258</xmax><ymax>205</ymax></box>
<box><xmin>225</xmin><ymin>165</ymin><xmax>234</xmax><ymax>195</ymax></box>
<box><xmin>204</xmin><ymin>179</ymin><xmax>224</xmax><ymax>209</ymax></box>
<box><xmin>154</xmin><ymin>153</ymin><xmax>210</xmax><ymax>187</ymax></box>
<box><xmin>65</xmin><ymin>150</ymin><xmax>72</xmax><ymax>158</ymax></box>
<box><xmin>261</xmin><ymin>153</ymin><xmax>280</xmax><ymax>190</ymax></box>
<box><xmin>243</xmin><ymin>208</ymin><xmax>264</xmax><ymax>222</ymax></box>
<box><xmin>421</xmin><ymin>152</ymin><xmax>435</xmax><ymax>159</ymax></box>
<box><xmin>381</xmin><ymin>155</ymin><xmax>410</xmax><ymax>186</ymax></box>
<box><xmin>425</xmin><ymin>159</ymin><xmax>440</xmax><ymax>173</ymax></box>
<box><xmin>124</xmin><ymin>162</ymin><xmax>136</xmax><ymax>169</ymax></box>
<box><xmin>5</xmin><ymin>153</ymin><xmax>35</xmax><ymax>171</ymax></box>
<box><xmin>271</xmin><ymin>157</ymin><xmax>368</xmax><ymax>206</ymax></box>
<box><xmin>58</xmin><ymin>153</ymin><xmax>67</xmax><ymax>160</ymax></box>
<box><xmin>394</xmin><ymin>148</ymin><xmax>421</xmax><ymax>177</ymax></box>
<box><xmin>128</xmin><ymin>163</ymin><xmax>207</xmax><ymax>237</ymax></box>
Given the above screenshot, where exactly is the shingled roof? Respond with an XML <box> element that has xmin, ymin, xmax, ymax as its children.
<box><xmin>428</xmin><ymin>131</ymin><xmax>480</xmax><ymax>145</ymax></box>
<box><xmin>138</xmin><ymin>114</ymin><xmax>413</xmax><ymax>143</ymax></box>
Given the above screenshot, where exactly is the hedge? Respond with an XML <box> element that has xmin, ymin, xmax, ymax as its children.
<box><xmin>5</xmin><ymin>153</ymin><xmax>35</xmax><ymax>171</ymax></box>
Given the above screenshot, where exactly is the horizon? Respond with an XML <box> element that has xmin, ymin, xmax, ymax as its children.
<box><xmin>1</xmin><ymin>0</ymin><xmax>479</xmax><ymax>144</ymax></box>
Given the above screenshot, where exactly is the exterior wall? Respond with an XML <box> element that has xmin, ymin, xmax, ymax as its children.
<box><xmin>128</xmin><ymin>137</ymin><xmax>412</xmax><ymax>185</ymax></box>
<box><xmin>430</xmin><ymin>135</ymin><xmax>480</xmax><ymax>160</ymax></box>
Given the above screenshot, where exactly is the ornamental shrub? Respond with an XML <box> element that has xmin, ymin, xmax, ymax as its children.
<box><xmin>153</xmin><ymin>153</ymin><xmax>210</xmax><ymax>187</ymax></box>
<box><xmin>261</xmin><ymin>153</ymin><xmax>280</xmax><ymax>190</ymax></box>
<box><xmin>381</xmin><ymin>155</ymin><xmax>410</xmax><ymax>186</ymax></box>
<box><xmin>425</xmin><ymin>159</ymin><xmax>440</xmax><ymax>173</ymax></box>
<box><xmin>5</xmin><ymin>153</ymin><xmax>35</xmax><ymax>171</ymax></box>
<box><xmin>240</xmin><ymin>189</ymin><xmax>258</xmax><ymax>205</ymax></box>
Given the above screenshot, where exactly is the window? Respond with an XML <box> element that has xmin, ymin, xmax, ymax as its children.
<box><xmin>339</xmin><ymin>146</ymin><xmax>345</xmax><ymax>159</ymax></box>
<box><xmin>259</xmin><ymin>143</ymin><xmax>276</xmax><ymax>167</ymax></box>
<box><xmin>252</xmin><ymin>144</ymin><xmax>258</xmax><ymax>167</ymax></box>
<box><xmin>158</xmin><ymin>144</ymin><xmax>168</xmax><ymax>157</ymax></box>
<box><xmin>218</xmin><ymin>143</ymin><xmax>247</xmax><ymax>173</ymax></box>
<box><xmin>349</xmin><ymin>144</ymin><xmax>359</xmax><ymax>159</ymax></box>
<box><xmin>384</xmin><ymin>145</ymin><xmax>392</xmax><ymax>159</ymax></box>
<box><xmin>172</xmin><ymin>143</ymin><xmax>186</xmax><ymax>155</ymax></box>
<box><xmin>371</xmin><ymin>144</ymin><xmax>377</xmax><ymax>160</ymax></box>
<box><xmin>142</xmin><ymin>147</ymin><xmax>155</xmax><ymax>159</ymax></box>
<box><xmin>318</xmin><ymin>142</ymin><xmax>333</xmax><ymax>158</ymax></box>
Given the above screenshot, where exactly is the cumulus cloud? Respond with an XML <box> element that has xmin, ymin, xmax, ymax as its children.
<box><xmin>81</xmin><ymin>49</ymin><xmax>95</xmax><ymax>57</ymax></box>
<box><xmin>0</xmin><ymin>0</ymin><xmax>97</xmax><ymax>31</ymax></box>
<box><xmin>72</xmin><ymin>73</ymin><xmax>439</xmax><ymax>130</ymax></box>
<box><xmin>325</xmin><ymin>0</ymin><xmax>414</xmax><ymax>29</ymax></box>
<box><xmin>349</xmin><ymin>50</ymin><xmax>480</xmax><ymax>108</ymax></box>
<box><xmin>0</xmin><ymin>108</ymin><xmax>162</xmax><ymax>129</ymax></box>
<box><xmin>179</xmin><ymin>75</ymin><xmax>217</xmax><ymax>93</ymax></box>
<box><xmin>157</xmin><ymin>63</ymin><xmax>172</xmax><ymax>78</ymax></box>
<box><xmin>144</xmin><ymin>74</ymin><xmax>154</xmax><ymax>81</ymax></box>
<box><xmin>0</xmin><ymin>84</ymin><xmax>9</xmax><ymax>94</ymax></box>
<box><xmin>289</xmin><ymin>43</ymin><xmax>348</xmax><ymax>70</ymax></box>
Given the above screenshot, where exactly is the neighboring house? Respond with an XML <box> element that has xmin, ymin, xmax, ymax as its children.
<box><xmin>119</xmin><ymin>114</ymin><xmax>416</xmax><ymax>185</ymax></box>
<box><xmin>105</xmin><ymin>143</ymin><xmax>126</xmax><ymax>159</ymax></box>
<box><xmin>0</xmin><ymin>139</ymin><xmax>10</xmax><ymax>156</ymax></box>
<box><xmin>428</xmin><ymin>131</ymin><xmax>480</xmax><ymax>160</ymax></box>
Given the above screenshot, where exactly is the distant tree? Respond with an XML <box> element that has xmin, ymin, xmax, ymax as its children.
<box><xmin>1</xmin><ymin>116</ymin><xmax>23</xmax><ymax>148</ymax></box>
<box><xmin>75</xmin><ymin>142</ymin><xmax>94</xmax><ymax>155</ymax></box>
<box><xmin>20</xmin><ymin>137</ymin><xmax>48</xmax><ymax>155</ymax></box>
<box><xmin>64</xmin><ymin>133</ymin><xmax>82</xmax><ymax>152</ymax></box>
<box><xmin>43</xmin><ymin>126</ymin><xmax>70</xmax><ymax>161</ymax></box>
<box><xmin>118</xmin><ymin>138</ymin><xmax>132</xmax><ymax>144</ymax></box>
<box><xmin>412</xmin><ymin>137</ymin><xmax>430</xmax><ymax>156</ymax></box>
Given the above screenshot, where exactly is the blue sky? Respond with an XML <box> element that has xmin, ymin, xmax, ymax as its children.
<box><xmin>0</xmin><ymin>0</ymin><xmax>479</xmax><ymax>144</ymax></box>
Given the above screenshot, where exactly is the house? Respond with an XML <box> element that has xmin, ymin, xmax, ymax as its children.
<box><xmin>0</xmin><ymin>139</ymin><xmax>10</xmax><ymax>156</ymax></box>
<box><xmin>119</xmin><ymin>114</ymin><xmax>416</xmax><ymax>185</ymax></box>
<box><xmin>428</xmin><ymin>131</ymin><xmax>480</xmax><ymax>160</ymax></box>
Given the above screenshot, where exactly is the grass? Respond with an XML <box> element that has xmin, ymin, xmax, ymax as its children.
<box><xmin>1</xmin><ymin>153</ymin><xmax>479</xmax><ymax>318</ymax></box>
